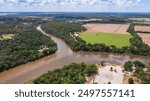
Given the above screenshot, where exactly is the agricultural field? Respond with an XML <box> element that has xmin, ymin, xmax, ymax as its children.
<box><xmin>83</xmin><ymin>23</ymin><xmax>130</xmax><ymax>34</ymax></box>
<box><xmin>80</xmin><ymin>32</ymin><xmax>132</xmax><ymax>48</ymax></box>
<box><xmin>80</xmin><ymin>23</ymin><xmax>132</xmax><ymax>48</ymax></box>
<box><xmin>135</xmin><ymin>25</ymin><xmax>150</xmax><ymax>33</ymax></box>
<box><xmin>138</xmin><ymin>33</ymin><xmax>150</xmax><ymax>46</ymax></box>
<box><xmin>134</xmin><ymin>25</ymin><xmax>150</xmax><ymax>46</ymax></box>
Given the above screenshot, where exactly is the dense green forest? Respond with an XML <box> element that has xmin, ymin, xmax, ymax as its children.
<box><xmin>0</xmin><ymin>20</ymin><xmax>57</xmax><ymax>72</ymax></box>
<box><xmin>124</xmin><ymin>61</ymin><xmax>150</xmax><ymax>84</ymax></box>
<box><xmin>33</xmin><ymin>63</ymin><xmax>98</xmax><ymax>84</ymax></box>
<box><xmin>42</xmin><ymin>21</ymin><xmax>87</xmax><ymax>51</ymax></box>
<box><xmin>42</xmin><ymin>21</ymin><xmax>150</xmax><ymax>56</ymax></box>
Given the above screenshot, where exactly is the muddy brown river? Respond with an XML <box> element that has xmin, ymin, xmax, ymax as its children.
<box><xmin>0</xmin><ymin>26</ymin><xmax>149</xmax><ymax>84</ymax></box>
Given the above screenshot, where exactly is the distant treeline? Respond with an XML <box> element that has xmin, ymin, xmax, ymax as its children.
<box><xmin>33</xmin><ymin>63</ymin><xmax>98</xmax><ymax>84</ymax></box>
<box><xmin>42</xmin><ymin>21</ymin><xmax>150</xmax><ymax>56</ymax></box>
<box><xmin>0</xmin><ymin>20</ymin><xmax>57</xmax><ymax>72</ymax></box>
<box><xmin>79</xmin><ymin>17</ymin><xmax>129</xmax><ymax>24</ymax></box>
<box><xmin>0</xmin><ymin>16</ymin><xmax>45</xmax><ymax>24</ymax></box>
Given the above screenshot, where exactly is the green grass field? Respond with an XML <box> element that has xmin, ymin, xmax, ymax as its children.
<box><xmin>80</xmin><ymin>32</ymin><xmax>132</xmax><ymax>48</ymax></box>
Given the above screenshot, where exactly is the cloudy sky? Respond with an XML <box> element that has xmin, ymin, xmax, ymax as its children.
<box><xmin>0</xmin><ymin>0</ymin><xmax>150</xmax><ymax>12</ymax></box>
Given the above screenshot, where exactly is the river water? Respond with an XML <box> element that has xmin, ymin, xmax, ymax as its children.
<box><xmin>37</xmin><ymin>26</ymin><xmax>150</xmax><ymax>65</ymax></box>
<box><xmin>0</xmin><ymin>26</ymin><xmax>149</xmax><ymax>84</ymax></box>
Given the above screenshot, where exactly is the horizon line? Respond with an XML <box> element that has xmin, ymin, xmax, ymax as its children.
<box><xmin>1</xmin><ymin>11</ymin><xmax>150</xmax><ymax>13</ymax></box>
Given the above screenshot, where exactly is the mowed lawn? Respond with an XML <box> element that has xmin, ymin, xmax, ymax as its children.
<box><xmin>80</xmin><ymin>32</ymin><xmax>132</xmax><ymax>48</ymax></box>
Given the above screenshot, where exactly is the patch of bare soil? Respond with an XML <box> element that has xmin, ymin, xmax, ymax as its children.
<box><xmin>135</xmin><ymin>26</ymin><xmax>150</xmax><ymax>33</ymax></box>
<box><xmin>138</xmin><ymin>33</ymin><xmax>150</xmax><ymax>46</ymax></box>
<box><xmin>83</xmin><ymin>23</ymin><xmax>130</xmax><ymax>34</ymax></box>
<box><xmin>85</xmin><ymin>76</ymin><xmax>94</xmax><ymax>84</ymax></box>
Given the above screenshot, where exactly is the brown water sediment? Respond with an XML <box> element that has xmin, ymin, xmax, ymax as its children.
<box><xmin>0</xmin><ymin>26</ymin><xmax>149</xmax><ymax>84</ymax></box>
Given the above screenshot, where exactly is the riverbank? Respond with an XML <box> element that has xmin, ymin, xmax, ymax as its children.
<box><xmin>0</xmin><ymin>26</ymin><xmax>149</xmax><ymax>84</ymax></box>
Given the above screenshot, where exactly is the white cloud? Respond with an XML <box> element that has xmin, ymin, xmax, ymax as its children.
<box><xmin>0</xmin><ymin>0</ymin><xmax>5</xmax><ymax>3</ymax></box>
<box><xmin>111</xmin><ymin>0</ymin><xmax>141</xmax><ymax>7</ymax></box>
<box><xmin>0</xmin><ymin>0</ymin><xmax>142</xmax><ymax>8</ymax></box>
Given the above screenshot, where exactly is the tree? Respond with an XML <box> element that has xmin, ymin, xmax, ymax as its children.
<box><xmin>124</xmin><ymin>61</ymin><xmax>133</xmax><ymax>72</ymax></box>
<box><xmin>108</xmin><ymin>82</ymin><xmax>111</xmax><ymax>84</ymax></box>
<box><xmin>135</xmin><ymin>67</ymin><xmax>145</xmax><ymax>76</ymax></box>
<box><xmin>128</xmin><ymin>78</ymin><xmax>134</xmax><ymax>84</ymax></box>
<box><xmin>110</xmin><ymin>67</ymin><xmax>113</xmax><ymax>72</ymax></box>
<box><xmin>149</xmin><ymin>63</ymin><xmax>150</xmax><ymax>67</ymax></box>
<box><xmin>133</xmin><ymin>61</ymin><xmax>145</xmax><ymax>68</ymax></box>
<box><xmin>33</xmin><ymin>63</ymin><xmax>98</xmax><ymax>84</ymax></box>
<box><xmin>83</xmin><ymin>65</ymin><xmax>98</xmax><ymax>76</ymax></box>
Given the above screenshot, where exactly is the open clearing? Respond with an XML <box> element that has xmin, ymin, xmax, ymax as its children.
<box><xmin>0</xmin><ymin>34</ymin><xmax>15</xmax><ymax>41</ymax></box>
<box><xmin>80</xmin><ymin>32</ymin><xmax>132</xmax><ymax>48</ymax></box>
<box><xmin>83</xmin><ymin>23</ymin><xmax>130</xmax><ymax>34</ymax></box>
<box><xmin>92</xmin><ymin>65</ymin><xmax>124</xmax><ymax>84</ymax></box>
<box><xmin>138</xmin><ymin>33</ymin><xmax>150</xmax><ymax>46</ymax></box>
